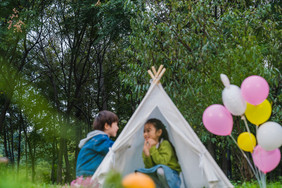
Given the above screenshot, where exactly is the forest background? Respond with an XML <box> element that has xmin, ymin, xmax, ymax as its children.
<box><xmin>0</xmin><ymin>0</ymin><xmax>281</xmax><ymax>186</ymax></box>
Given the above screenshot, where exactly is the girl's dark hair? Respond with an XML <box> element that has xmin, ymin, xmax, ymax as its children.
<box><xmin>92</xmin><ymin>110</ymin><xmax>118</xmax><ymax>131</ymax></box>
<box><xmin>145</xmin><ymin>118</ymin><xmax>169</xmax><ymax>141</ymax></box>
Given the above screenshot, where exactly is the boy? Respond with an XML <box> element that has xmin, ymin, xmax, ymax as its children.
<box><xmin>76</xmin><ymin>110</ymin><xmax>119</xmax><ymax>177</ymax></box>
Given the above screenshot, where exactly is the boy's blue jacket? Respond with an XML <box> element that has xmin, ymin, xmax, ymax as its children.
<box><xmin>76</xmin><ymin>130</ymin><xmax>114</xmax><ymax>177</ymax></box>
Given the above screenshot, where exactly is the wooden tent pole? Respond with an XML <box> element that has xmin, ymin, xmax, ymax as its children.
<box><xmin>156</xmin><ymin>68</ymin><xmax>166</xmax><ymax>83</ymax></box>
<box><xmin>148</xmin><ymin>70</ymin><xmax>155</xmax><ymax>80</ymax></box>
<box><xmin>147</xmin><ymin>65</ymin><xmax>165</xmax><ymax>84</ymax></box>
<box><xmin>158</xmin><ymin>68</ymin><xmax>166</xmax><ymax>81</ymax></box>
<box><xmin>156</xmin><ymin>65</ymin><xmax>164</xmax><ymax>78</ymax></box>
<box><xmin>152</xmin><ymin>66</ymin><xmax>157</xmax><ymax>75</ymax></box>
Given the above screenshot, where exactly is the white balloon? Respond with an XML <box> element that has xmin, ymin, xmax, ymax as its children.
<box><xmin>257</xmin><ymin>122</ymin><xmax>282</xmax><ymax>151</ymax></box>
<box><xmin>222</xmin><ymin>84</ymin><xmax>246</xmax><ymax>116</ymax></box>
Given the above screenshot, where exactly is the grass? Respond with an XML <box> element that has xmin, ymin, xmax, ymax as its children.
<box><xmin>232</xmin><ymin>180</ymin><xmax>282</xmax><ymax>188</ymax></box>
<box><xmin>0</xmin><ymin>166</ymin><xmax>281</xmax><ymax>188</ymax></box>
<box><xmin>1</xmin><ymin>179</ymin><xmax>281</xmax><ymax>188</ymax></box>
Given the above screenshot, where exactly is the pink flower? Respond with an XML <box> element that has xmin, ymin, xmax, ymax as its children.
<box><xmin>7</xmin><ymin>8</ymin><xmax>24</xmax><ymax>32</ymax></box>
<box><xmin>13</xmin><ymin>8</ymin><xmax>18</xmax><ymax>14</ymax></box>
<box><xmin>66</xmin><ymin>176</ymin><xmax>97</xmax><ymax>188</ymax></box>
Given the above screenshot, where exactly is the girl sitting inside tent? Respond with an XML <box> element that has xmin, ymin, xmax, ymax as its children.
<box><xmin>136</xmin><ymin>118</ymin><xmax>181</xmax><ymax>188</ymax></box>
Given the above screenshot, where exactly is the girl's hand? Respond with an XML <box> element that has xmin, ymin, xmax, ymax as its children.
<box><xmin>143</xmin><ymin>139</ymin><xmax>158</xmax><ymax>157</ymax></box>
<box><xmin>143</xmin><ymin>141</ymin><xmax>150</xmax><ymax>157</ymax></box>
<box><xmin>147</xmin><ymin>138</ymin><xmax>157</xmax><ymax>147</ymax></box>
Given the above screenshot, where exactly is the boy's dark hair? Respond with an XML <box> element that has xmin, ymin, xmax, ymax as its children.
<box><xmin>145</xmin><ymin>118</ymin><xmax>169</xmax><ymax>141</ymax></box>
<box><xmin>92</xmin><ymin>110</ymin><xmax>118</xmax><ymax>131</ymax></box>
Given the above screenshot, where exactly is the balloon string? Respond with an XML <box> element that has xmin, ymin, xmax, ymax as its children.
<box><xmin>241</xmin><ymin>115</ymin><xmax>256</xmax><ymax>151</ymax></box>
<box><xmin>230</xmin><ymin>134</ymin><xmax>266</xmax><ymax>187</ymax></box>
<box><xmin>257</xmin><ymin>169</ymin><xmax>266</xmax><ymax>188</ymax></box>
<box><xmin>229</xmin><ymin>135</ymin><xmax>262</xmax><ymax>184</ymax></box>
<box><xmin>261</xmin><ymin>172</ymin><xmax>266</xmax><ymax>188</ymax></box>
<box><xmin>241</xmin><ymin>115</ymin><xmax>251</xmax><ymax>133</ymax></box>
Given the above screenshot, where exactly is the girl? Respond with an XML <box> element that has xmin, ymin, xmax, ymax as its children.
<box><xmin>76</xmin><ymin>110</ymin><xmax>119</xmax><ymax>177</ymax></box>
<box><xmin>136</xmin><ymin>118</ymin><xmax>181</xmax><ymax>188</ymax></box>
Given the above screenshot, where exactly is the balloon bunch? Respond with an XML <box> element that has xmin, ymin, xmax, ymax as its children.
<box><xmin>202</xmin><ymin>74</ymin><xmax>282</xmax><ymax>187</ymax></box>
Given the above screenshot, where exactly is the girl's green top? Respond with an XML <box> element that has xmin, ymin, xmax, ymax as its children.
<box><xmin>142</xmin><ymin>140</ymin><xmax>181</xmax><ymax>172</ymax></box>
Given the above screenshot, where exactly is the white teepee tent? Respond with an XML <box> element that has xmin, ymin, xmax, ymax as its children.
<box><xmin>92</xmin><ymin>66</ymin><xmax>233</xmax><ymax>188</ymax></box>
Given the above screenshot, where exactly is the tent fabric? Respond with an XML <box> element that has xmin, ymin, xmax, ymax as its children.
<box><xmin>92</xmin><ymin>83</ymin><xmax>234</xmax><ymax>188</ymax></box>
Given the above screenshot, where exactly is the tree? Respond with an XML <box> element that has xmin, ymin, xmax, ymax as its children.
<box><xmin>121</xmin><ymin>0</ymin><xmax>281</xmax><ymax>180</ymax></box>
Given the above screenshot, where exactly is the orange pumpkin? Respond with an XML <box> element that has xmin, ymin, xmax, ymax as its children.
<box><xmin>122</xmin><ymin>173</ymin><xmax>155</xmax><ymax>188</ymax></box>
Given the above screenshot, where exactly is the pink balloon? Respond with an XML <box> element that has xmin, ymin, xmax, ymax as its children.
<box><xmin>252</xmin><ymin>145</ymin><xmax>281</xmax><ymax>173</ymax></box>
<box><xmin>241</xmin><ymin>75</ymin><xmax>269</xmax><ymax>105</ymax></box>
<box><xmin>202</xmin><ymin>104</ymin><xmax>233</xmax><ymax>136</ymax></box>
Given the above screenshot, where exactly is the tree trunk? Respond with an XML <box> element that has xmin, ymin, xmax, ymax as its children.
<box><xmin>51</xmin><ymin>136</ymin><xmax>56</xmax><ymax>183</ymax></box>
<box><xmin>242</xmin><ymin>154</ymin><xmax>253</xmax><ymax>181</ymax></box>
<box><xmin>0</xmin><ymin>99</ymin><xmax>11</xmax><ymax>138</ymax></box>
<box><xmin>17</xmin><ymin>113</ymin><xmax>23</xmax><ymax>174</ymax></box>
<box><xmin>3</xmin><ymin>124</ymin><xmax>9</xmax><ymax>159</ymax></box>
<box><xmin>25</xmin><ymin>132</ymin><xmax>28</xmax><ymax>179</ymax></box>
<box><xmin>63</xmin><ymin>138</ymin><xmax>71</xmax><ymax>182</ymax></box>
<box><xmin>62</xmin><ymin>112</ymin><xmax>71</xmax><ymax>183</ymax></box>
<box><xmin>221</xmin><ymin>147</ymin><xmax>228</xmax><ymax>176</ymax></box>
<box><xmin>206</xmin><ymin>137</ymin><xmax>215</xmax><ymax>159</ymax></box>
<box><xmin>234</xmin><ymin>150</ymin><xmax>253</xmax><ymax>181</ymax></box>
<box><xmin>227</xmin><ymin>147</ymin><xmax>232</xmax><ymax>179</ymax></box>
<box><xmin>74</xmin><ymin>111</ymin><xmax>82</xmax><ymax>177</ymax></box>
<box><xmin>10</xmin><ymin>117</ymin><xmax>15</xmax><ymax>165</ymax></box>
<box><xmin>31</xmin><ymin>144</ymin><xmax>36</xmax><ymax>182</ymax></box>
<box><xmin>214</xmin><ymin>5</ymin><xmax>218</xmax><ymax>19</ymax></box>
<box><xmin>1</xmin><ymin>99</ymin><xmax>11</xmax><ymax>162</ymax></box>
<box><xmin>99</xmin><ymin>59</ymin><xmax>107</xmax><ymax>110</ymax></box>
<box><xmin>57</xmin><ymin>137</ymin><xmax>63</xmax><ymax>183</ymax></box>
<box><xmin>23</xmin><ymin>123</ymin><xmax>36</xmax><ymax>182</ymax></box>
<box><xmin>56</xmin><ymin>117</ymin><xmax>71</xmax><ymax>183</ymax></box>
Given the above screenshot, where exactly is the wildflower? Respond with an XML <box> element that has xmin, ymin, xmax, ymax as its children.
<box><xmin>7</xmin><ymin>8</ymin><xmax>24</xmax><ymax>33</ymax></box>
<box><xmin>63</xmin><ymin>176</ymin><xmax>98</xmax><ymax>188</ymax></box>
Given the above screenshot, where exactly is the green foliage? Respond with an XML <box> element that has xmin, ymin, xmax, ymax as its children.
<box><xmin>121</xmin><ymin>0</ymin><xmax>281</xmax><ymax>181</ymax></box>
<box><xmin>232</xmin><ymin>179</ymin><xmax>282</xmax><ymax>188</ymax></box>
<box><xmin>122</xmin><ymin>0</ymin><xmax>281</xmax><ymax>136</ymax></box>
<box><xmin>103</xmin><ymin>170</ymin><xmax>123</xmax><ymax>188</ymax></box>
<box><xmin>0</xmin><ymin>0</ymin><xmax>281</xmax><ymax>184</ymax></box>
<box><xmin>0</xmin><ymin>166</ymin><xmax>60</xmax><ymax>188</ymax></box>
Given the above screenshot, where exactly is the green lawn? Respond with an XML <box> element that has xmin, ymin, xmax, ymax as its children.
<box><xmin>1</xmin><ymin>179</ymin><xmax>282</xmax><ymax>188</ymax></box>
<box><xmin>233</xmin><ymin>181</ymin><xmax>282</xmax><ymax>188</ymax></box>
<box><xmin>1</xmin><ymin>167</ymin><xmax>281</xmax><ymax>188</ymax></box>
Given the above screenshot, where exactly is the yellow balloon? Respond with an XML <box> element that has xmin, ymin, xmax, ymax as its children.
<box><xmin>245</xmin><ymin>99</ymin><xmax>272</xmax><ymax>126</ymax></box>
<box><xmin>237</xmin><ymin>132</ymin><xmax>256</xmax><ymax>152</ymax></box>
